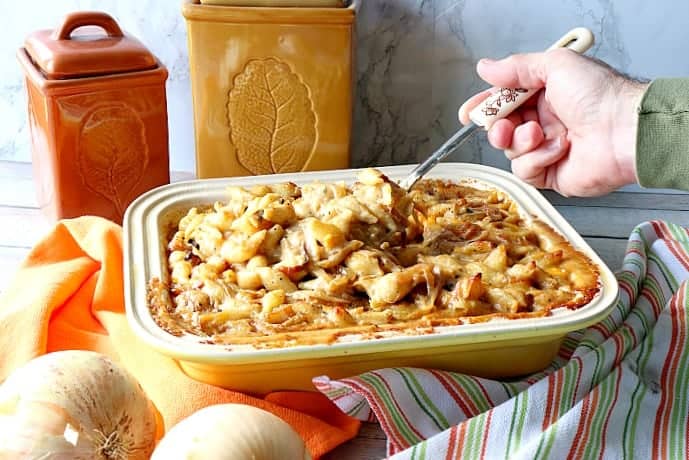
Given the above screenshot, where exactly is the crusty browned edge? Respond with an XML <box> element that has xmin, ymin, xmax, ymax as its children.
<box><xmin>528</xmin><ymin>218</ymin><xmax>601</xmax><ymax>307</ymax></box>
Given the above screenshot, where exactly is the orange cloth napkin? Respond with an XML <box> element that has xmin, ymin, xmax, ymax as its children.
<box><xmin>0</xmin><ymin>216</ymin><xmax>360</xmax><ymax>458</ymax></box>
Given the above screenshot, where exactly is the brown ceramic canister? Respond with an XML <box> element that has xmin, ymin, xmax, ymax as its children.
<box><xmin>17</xmin><ymin>11</ymin><xmax>170</xmax><ymax>224</ymax></box>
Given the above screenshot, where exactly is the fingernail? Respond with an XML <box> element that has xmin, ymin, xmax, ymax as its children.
<box><xmin>478</xmin><ymin>58</ymin><xmax>496</xmax><ymax>66</ymax></box>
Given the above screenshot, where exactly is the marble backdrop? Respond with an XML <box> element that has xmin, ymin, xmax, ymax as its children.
<box><xmin>355</xmin><ymin>0</ymin><xmax>689</xmax><ymax>173</ymax></box>
<box><xmin>3</xmin><ymin>0</ymin><xmax>689</xmax><ymax>174</ymax></box>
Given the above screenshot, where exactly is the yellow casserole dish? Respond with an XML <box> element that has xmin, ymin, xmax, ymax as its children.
<box><xmin>123</xmin><ymin>163</ymin><xmax>618</xmax><ymax>394</ymax></box>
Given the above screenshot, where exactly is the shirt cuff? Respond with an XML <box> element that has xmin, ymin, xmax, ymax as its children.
<box><xmin>636</xmin><ymin>78</ymin><xmax>689</xmax><ymax>191</ymax></box>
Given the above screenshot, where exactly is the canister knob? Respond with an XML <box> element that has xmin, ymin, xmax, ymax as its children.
<box><xmin>52</xmin><ymin>11</ymin><xmax>124</xmax><ymax>40</ymax></box>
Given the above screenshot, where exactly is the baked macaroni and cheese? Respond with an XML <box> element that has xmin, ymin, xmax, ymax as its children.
<box><xmin>147</xmin><ymin>169</ymin><xmax>599</xmax><ymax>348</ymax></box>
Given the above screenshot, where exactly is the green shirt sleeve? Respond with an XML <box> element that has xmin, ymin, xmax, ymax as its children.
<box><xmin>636</xmin><ymin>78</ymin><xmax>689</xmax><ymax>190</ymax></box>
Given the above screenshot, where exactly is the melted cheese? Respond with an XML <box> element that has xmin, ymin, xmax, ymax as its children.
<box><xmin>147</xmin><ymin>169</ymin><xmax>599</xmax><ymax>348</ymax></box>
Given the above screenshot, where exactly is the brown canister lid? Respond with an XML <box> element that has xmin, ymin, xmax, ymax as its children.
<box><xmin>24</xmin><ymin>11</ymin><xmax>158</xmax><ymax>79</ymax></box>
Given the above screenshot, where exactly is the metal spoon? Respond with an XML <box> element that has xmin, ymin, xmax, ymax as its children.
<box><xmin>399</xmin><ymin>27</ymin><xmax>595</xmax><ymax>191</ymax></box>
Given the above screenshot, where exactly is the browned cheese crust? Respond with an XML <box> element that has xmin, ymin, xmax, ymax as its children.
<box><xmin>147</xmin><ymin>169</ymin><xmax>600</xmax><ymax>348</ymax></box>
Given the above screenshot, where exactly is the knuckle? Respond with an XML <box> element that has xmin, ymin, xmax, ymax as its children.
<box><xmin>544</xmin><ymin>48</ymin><xmax>577</xmax><ymax>67</ymax></box>
<box><xmin>511</xmin><ymin>157</ymin><xmax>538</xmax><ymax>182</ymax></box>
<box><xmin>503</xmin><ymin>54</ymin><xmax>519</xmax><ymax>67</ymax></box>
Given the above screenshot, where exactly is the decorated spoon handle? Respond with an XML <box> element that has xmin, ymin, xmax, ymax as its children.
<box><xmin>468</xmin><ymin>27</ymin><xmax>594</xmax><ymax>129</ymax></box>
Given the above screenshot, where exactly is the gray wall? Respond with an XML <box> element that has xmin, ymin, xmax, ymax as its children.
<box><xmin>2</xmin><ymin>0</ymin><xmax>688</xmax><ymax>180</ymax></box>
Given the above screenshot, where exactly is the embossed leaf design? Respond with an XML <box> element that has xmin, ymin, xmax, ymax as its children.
<box><xmin>228</xmin><ymin>58</ymin><xmax>317</xmax><ymax>175</ymax></box>
<box><xmin>77</xmin><ymin>105</ymin><xmax>148</xmax><ymax>217</ymax></box>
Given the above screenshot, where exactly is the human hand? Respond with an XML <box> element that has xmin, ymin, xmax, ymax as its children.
<box><xmin>458</xmin><ymin>49</ymin><xmax>648</xmax><ymax>197</ymax></box>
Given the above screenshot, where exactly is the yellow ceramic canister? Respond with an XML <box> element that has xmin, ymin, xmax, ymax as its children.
<box><xmin>182</xmin><ymin>0</ymin><xmax>355</xmax><ymax>178</ymax></box>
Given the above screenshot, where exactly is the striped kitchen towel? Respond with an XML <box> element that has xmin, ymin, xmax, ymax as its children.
<box><xmin>315</xmin><ymin>221</ymin><xmax>689</xmax><ymax>459</ymax></box>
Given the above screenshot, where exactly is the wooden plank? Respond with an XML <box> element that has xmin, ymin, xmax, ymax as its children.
<box><xmin>554</xmin><ymin>206</ymin><xmax>689</xmax><ymax>239</ymax></box>
<box><xmin>0</xmin><ymin>161</ymin><xmax>193</xmax><ymax>248</ymax></box>
<box><xmin>617</xmin><ymin>183</ymin><xmax>689</xmax><ymax>195</ymax></box>
<box><xmin>583</xmin><ymin>237</ymin><xmax>628</xmax><ymax>271</ymax></box>
<box><xmin>0</xmin><ymin>160</ymin><xmax>32</xmax><ymax>179</ymax></box>
<box><xmin>0</xmin><ymin>176</ymin><xmax>37</xmax><ymax>208</ymax></box>
<box><xmin>0</xmin><ymin>161</ymin><xmax>37</xmax><ymax>208</ymax></box>
<box><xmin>543</xmin><ymin>191</ymin><xmax>689</xmax><ymax>211</ymax></box>
<box><xmin>0</xmin><ymin>160</ymin><xmax>195</xmax><ymax>182</ymax></box>
<box><xmin>323</xmin><ymin>423</ymin><xmax>387</xmax><ymax>460</ymax></box>
<box><xmin>171</xmin><ymin>170</ymin><xmax>196</xmax><ymax>182</ymax></box>
<box><xmin>0</xmin><ymin>246</ymin><xmax>30</xmax><ymax>293</ymax></box>
<box><xmin>0</xmin><ymin>206</ymin><xmax>51</xmax><ymax>249</ymax></box>
<box><xmin>0</xmin><ymin>160</ymin><xmax>195</xmax><ymax>209</ymax></box>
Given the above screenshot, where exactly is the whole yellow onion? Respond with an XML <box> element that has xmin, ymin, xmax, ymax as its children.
<box><xmin>0</xmin><ymin>350</ymin><xmax>158</xmax><ymax>459</ymax></box>
<box><xmin>151</xmin><ymin>403</ymin><xmax>311</xmax><ymax>460</ymax></box>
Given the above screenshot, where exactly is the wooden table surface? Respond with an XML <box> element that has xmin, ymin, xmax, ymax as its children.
<box><xmin>1</xmin><ymin>159</ymin><xmax>687</xmax><ymax>459</ymax></box>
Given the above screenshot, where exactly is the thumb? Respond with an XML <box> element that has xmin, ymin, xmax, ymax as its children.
<box><xmin>477</xmin><ymin>52</ymin><xmax>549</xmax><ymax>90</ymax></box>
